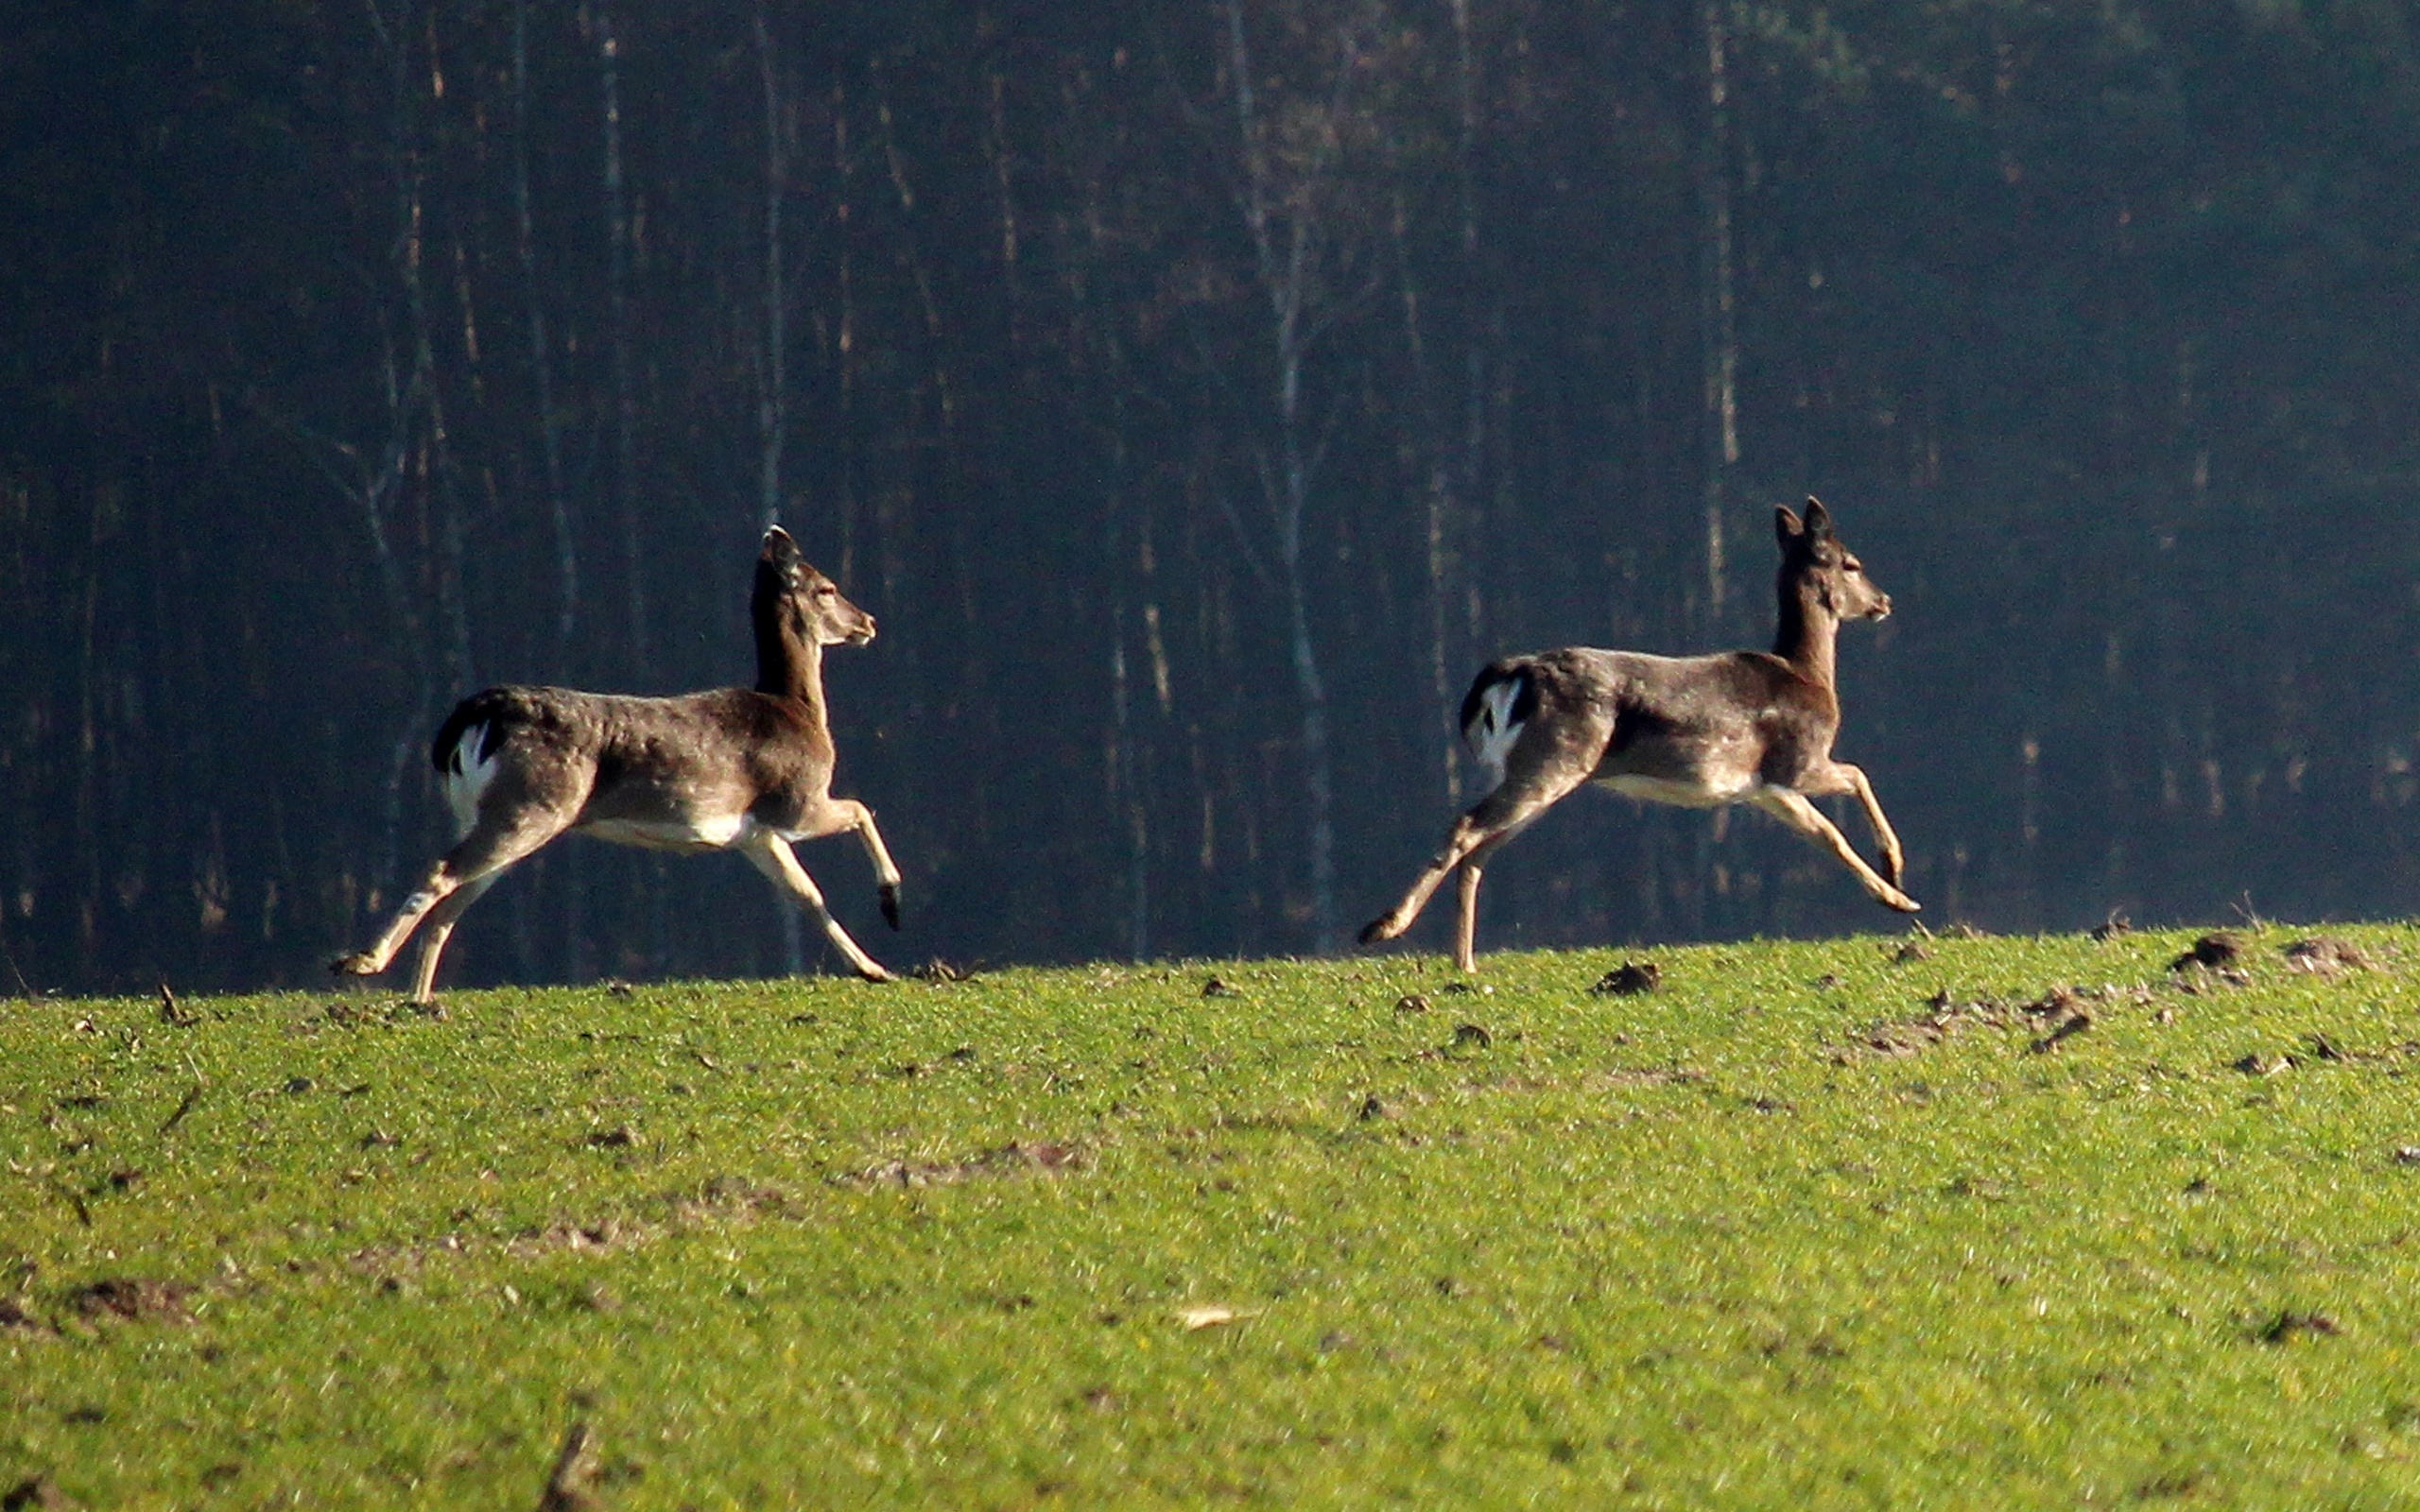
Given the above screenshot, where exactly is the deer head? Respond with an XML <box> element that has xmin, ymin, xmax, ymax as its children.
<box><xmin>758</xmin><ymin>526</ymin><xmax>876</xmax><ymax>649</ymax></box>
<box><xmin>1775</xmin><ymin>497</ymin><xmax>1890</xmax><ymax>623</ymax></box>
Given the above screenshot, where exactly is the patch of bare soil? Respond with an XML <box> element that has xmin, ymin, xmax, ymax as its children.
<box><xmin>2015</xmin><ymin>986</ymin><xmax>2091</xmax><ymax>1054</ymax></box>
<box><xmin>838</xmin><ymin>1141</ymin><xmax>1082</xmax><ymax>1191</ymax></box>
<box><xmin>70</xmin><ymin>1278</ymin><xmax>193</xmax><ymax>1325</ymax></box>
<box><xmin>1588</xmin><ymin>1065</ymin><xmax>1709</xmax><ymax>1091</ymax></box>
<box><xmin>1835</xmin><ymin>989</ymin><xmax>2017</xmax><ymax>1060</ymax></box>
<box><xmin>0</xmin><ymin>1296</ymin><xmax>50</xmax><ymax>1335</ymax></box>
<box><xmin>2284</xmin><ymin>936</ymin><xmax>2373</xmax><ymax>977</ymax></box>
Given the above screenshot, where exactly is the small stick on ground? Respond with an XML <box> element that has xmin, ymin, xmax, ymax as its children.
<box><xmin>158</xmin><ymin>983</ymin><xmax>198</xmax><ymax>1027</ymax></box>
<box><xmin>160</xmin><ymin>1083</ymin><xmax>204</xmax><ymax>1136</ymax></box>
<box><xmin>537</xmin><ymin>1422</ymin><xmax>598</xmax><ymax>1511</ymax></box>
<box><xmin>0</xmin><ymin>946</ymin><xmax>32</xmax><ymax>1002</ymax></box>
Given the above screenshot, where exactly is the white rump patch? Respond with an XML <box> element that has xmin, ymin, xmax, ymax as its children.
<box><xmin>441</xmin><ymin>721</ymin><xmax>501</xmax><ymax>835</ymax></box>
<box><xmin>1463</xmin><ymin>678</ymin><xmax>1526</xmax><ymax>787</ymax></box>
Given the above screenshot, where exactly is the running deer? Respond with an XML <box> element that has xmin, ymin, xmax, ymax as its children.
<box><xmin>334</xmin><ymin>526</ymin><xmax>902</xmax><ymax>1002</ymax></box>
<box><xmin>1361</xmin><ymin>498</ymin><xmax>1917</xmax><ymax>971</ymax></box>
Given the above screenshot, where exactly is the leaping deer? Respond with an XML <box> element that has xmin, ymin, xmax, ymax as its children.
<box><xmin>1361</xmin><ymin>497</ymin><xmax>1917</xmax><ymax>971</ymax></box>
<box><xmin>334</xmin><ymin>526</ymin><xmax>902</xmax><ymax>1002</ymax></box>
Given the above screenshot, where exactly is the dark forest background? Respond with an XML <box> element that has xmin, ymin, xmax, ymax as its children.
<box><xmin>7</xmin><ymin>0</ymin><xmax>2420</xmax><ymax>995</ymax></box>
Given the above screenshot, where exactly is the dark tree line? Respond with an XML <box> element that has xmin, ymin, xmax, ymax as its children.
<box><xmin>7</xmin><ymin>0</ymin><xmax>2420</xmax><ymax>995</ymax></box>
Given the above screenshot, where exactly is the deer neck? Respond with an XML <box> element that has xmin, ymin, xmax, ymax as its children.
<box><xmin>1772</xmin><ymin>583</ymin><xmax>1840</xmax><ymax>691</ymax></box>
<box><xmin>753</xmin><ymin>618</ymin><xmax>830</xmax><ymax>728</ymax></box>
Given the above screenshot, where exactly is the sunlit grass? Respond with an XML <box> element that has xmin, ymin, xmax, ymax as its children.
<box><xmin>8</xmin><ymin>923</ymin><xmax>2420</xmax><ymax>1506</ymax></box>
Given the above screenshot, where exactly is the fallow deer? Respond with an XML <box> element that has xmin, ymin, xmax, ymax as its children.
<box><xmin>1361</xmin><ymin>497</ymin><xmax>1916</xmax><ymax>971</ymax></box>
<box><xmin>334</xmin><ymin>526</ymin><xmax>902</xmax><ymax>1002</ymax></box>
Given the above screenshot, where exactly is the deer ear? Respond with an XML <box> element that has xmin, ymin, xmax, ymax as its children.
<box><xmin>761</xmin><ymin>525</ymin><xmax>802</xmax><ymax>568</ymax></box>
<box><xmin>1802</xmin><ymin>497</ymin><xmax>1833</xmax><ymax>538</ymax></box>
<box><xmin>1774</xmin><ymin>504</ymin><xmax>1805</xmax><ymax>543</ymax></box>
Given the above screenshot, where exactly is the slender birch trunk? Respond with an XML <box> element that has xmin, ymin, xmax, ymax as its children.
<box><xmin>511</xmin><ymin>0</ymin><xmax>577</xmax><ymax>656</ymax></box>
<box><xmin>1226</xmin><ymin>0</ymin><xmax>1340</xmax><ymax>953</ymax></box>
<box><xmin>754</xmin><ymin>9</ymin><xmax>803</xmax><ymax>975</ymax></box>
<box><xmin>1698</xmin><ymin>0</ymin><xmax>1740</xmax><ymax>628</ymax></box>
<box><xmin>753</xmin><ymin>7</ymin><xmax>787</xmax><ymax>536</ymax></box>
<box><xmin>596</xmin><ymin>4</ymin><xmax>647</xmax><ymax>679</ymax></box>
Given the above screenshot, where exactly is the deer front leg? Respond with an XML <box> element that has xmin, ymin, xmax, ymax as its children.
<box><xmin>796</xmin><ymin>798</ymin><xmax>904</xmax><ymax>930</ymax></box>
<box><xmin>834</xmin><ymin>799</ymin><xmax>904</xmax><ymax>930</ymax></box>
<box><xmin>744</xmin><ymin>835</ymin><xmax>893</xmax><ymax>982</ymax></box>
<box><xmin>1754</xmin><ymin>788</ymin><xmax>1920</xmax><ymax>912</ymax></box>
<box><xmin>1830</xmin><ymin>763</ymin><xmax>1907</xmax><ymax>888</ymax></box>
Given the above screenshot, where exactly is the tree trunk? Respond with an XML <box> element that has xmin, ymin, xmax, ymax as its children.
<box><xmin>1226</xmin><ymin>0</ymin><xmax>1341</xmax><ymax>954</ymax></box>
<box><xmin>1697</xmin><ymin>0</ymin><xmax>1739</xmax><ymax>628</ymax></box>
<box><xmin>753</xmin><ymin>7</ymin><xmax>787</xmax><ymax>536</ymax></box>
<box><xmin>754</xmin><ymin>9</ymin><xmax>803</xmax><ymax>975</ymax></box>
<box><xmin>596</xmin><ymin>4</ymin><xmax>648</xmax><ymax>679</ymax></box>
<box><xmin>511</xmin><ymin>0</ymin><xmax>577</xmax><ymax>657</ymax></box>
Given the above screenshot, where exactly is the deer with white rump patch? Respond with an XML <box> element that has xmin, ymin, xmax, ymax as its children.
<box><xmin>1361</xmin><ymin>497</ymin><xmax>1917</xmax><ymax>971</ymax></box>
<box><xmin>334</xmin><ymin>526</ymin><xmax>902</xmax><ymax>1001</ymax></box>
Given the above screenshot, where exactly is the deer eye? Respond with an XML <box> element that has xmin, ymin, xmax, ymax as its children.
<box><xmin>814</xmin><ymin>584</ymin><xmax>837</xmax><ymax>596</ymax></box>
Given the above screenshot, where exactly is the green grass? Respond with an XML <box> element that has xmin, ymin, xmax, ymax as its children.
<box><xmin>9</xmin><ymin>923</ymin><xmax>2420</xmax><ymax>1507</ymax></box>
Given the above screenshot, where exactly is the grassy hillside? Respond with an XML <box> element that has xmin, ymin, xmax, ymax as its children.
<box><xmin>8</xmin><ymin>923</ymin><xmax>2420</xmax><ymax>1507</ymax></box>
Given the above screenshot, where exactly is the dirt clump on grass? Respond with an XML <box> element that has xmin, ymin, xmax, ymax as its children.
<box><xmin>0</xmin><ymin>1296</ymin><xmax>51</xmax><ymax>1335</ymax></box>
<box><xmin>1591</xmin><ymin>961</ymin><xmax>1661</xmax><ymax>996</ymax></box>
<box><xmin>2</xmin><ymin>1475</ymin><xmax>73</xmax><ymax>1510</ymax></box>
<box><xmin>2170</xmin><ymin>932</ymin><xmax>2247</xmax><ymax>972</ymax></box>
<box><xmin>2258</xmin><ymin>1310</ymin><xmax>2342</xmax><ymax>1344</ymax></box>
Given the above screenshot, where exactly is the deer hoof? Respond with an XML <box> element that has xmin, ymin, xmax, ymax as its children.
<box><xmin>1883</xmin><ymin>890</ymin><xmax>1921</xmax><ymax>913</ymax></box>
<box><xmin>330</xmin><ymin>952</ymin><xmax>379</xmax><ymax>977</ymax></box>
<box><xmin>1357</xmin><ymin>917</ymin><xmax>1397</xmax><ymax>946</ymax></box>
<box><xmin>879</xmin><ymin>885</ymin><xmax>902</xmax><ymax>931</ymax></box>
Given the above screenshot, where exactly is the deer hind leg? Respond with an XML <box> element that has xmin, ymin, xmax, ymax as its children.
<box><xmin>1753</xmin><ymin>788</ymin><xmax>1920</xmax><ymax>912</ymax></box>
<box><xmin>1448</xmin><ymin>824</ymin><xmax>1529</xmax><ymax>973</ymax></box>
<box><xmin>744</xmin><ymin>834</ymin><xmax>893</xmax><ymax>982</ymax></box>
<box><xmin>334</xmin><ymin>806</ymin><xmax>569</xmax><ymax>988</ymax></box>
<box><xmin>406</xmin><ymin>871</ymin><xmax>505</xmax><ymax>1005</ymax></box>
<box><xmin>1360</xmin><ymin>765</ymin><xmax>1589</xmax><ymax>965</ymax></box>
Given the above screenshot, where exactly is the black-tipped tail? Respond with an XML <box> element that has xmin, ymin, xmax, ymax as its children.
<box><xmin>1457</xmin><ymin>662</ymin><xmax>1535</xmax><ymax>748</ymax></box>
<box><xmin>430</xmin><ymin>690</ymin><xmax>516</xmax><ymax>775</ymax></box>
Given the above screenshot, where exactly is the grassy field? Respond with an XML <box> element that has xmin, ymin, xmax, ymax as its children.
<box><xmin>8</xmin><ymin>922</ymin><xmax>2420</xmax><ymax>1508</ymax></box>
